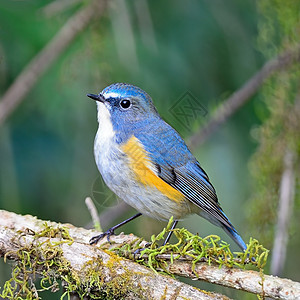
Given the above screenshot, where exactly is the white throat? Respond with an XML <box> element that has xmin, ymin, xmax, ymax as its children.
<box><xmin>96</xmin><ymin>102</ymin><xmax>115</xmax><ymax>142</ymax></box>
<box><xmin>94</xmin><ymin>101</ymin><xmax>117</xmax><ymax>172</ymax></box>
<box><xmin>94</xmin><ymin>101</ymin><xmax>123</xmax><ymax>182</ymax></box>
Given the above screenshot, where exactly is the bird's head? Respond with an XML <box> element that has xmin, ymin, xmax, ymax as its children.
<box><xmin>87</xmin><ymin>83</ymin><xmax>159</xmax><ymax>128</ymax></box>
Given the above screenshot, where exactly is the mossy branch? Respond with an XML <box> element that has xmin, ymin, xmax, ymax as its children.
<box><xmin>0</xmin><ymin>210</ymin><xmax>299</xmax><ymax>300</ymax></box>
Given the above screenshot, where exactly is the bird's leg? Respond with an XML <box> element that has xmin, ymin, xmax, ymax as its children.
<box><xmin>134</xmin><ymin>219</ymin><xmax>179</xmax><ymax>258</ymax></box>
<box><xmin>162</xmin><ymin>220</ymin><xmax>178</xmax><ymax>246</ymax></box>
<box><xmin>89</xmin><ymin>212</ymin><xmax>142</xmax><ymax>244</ymax></box>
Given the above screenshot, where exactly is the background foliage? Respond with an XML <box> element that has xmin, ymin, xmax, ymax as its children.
<box><xmin>0</xmin><ymin>0</ymin><xmax>299</xmax><ymax>299</ymax></box>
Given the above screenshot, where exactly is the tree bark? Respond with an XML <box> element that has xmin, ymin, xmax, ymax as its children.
<box><xmin>0</xmin><ymin>210</ymin><xmax>299</xmax><ymax>299</ymax></box>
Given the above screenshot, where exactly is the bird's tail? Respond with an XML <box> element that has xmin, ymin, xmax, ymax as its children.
<box><xmin>221</xmin><ymin>224</ymin><xmax>247</xmax><ymax>251</ymax></box>
<box><xmin>197</xmin><ymin>210</ymin><xmax>247</xmax><ymax>251</ymax></box>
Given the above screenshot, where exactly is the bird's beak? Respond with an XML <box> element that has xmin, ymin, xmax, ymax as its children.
<box><xmin>87</xmin><ymin>93</ymin><xmax>105</xmax><ymax>103</ymax></box>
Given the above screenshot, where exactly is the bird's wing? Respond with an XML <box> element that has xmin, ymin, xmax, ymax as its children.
<box><xmin>136</xmin><ymin>122</ymin><xmax>234</xmax><ymax>229</ymax></box>
<box><xmin>158</xmin><ymin>161</ymin><xmax>234</xmax><ymax>229</ymax></box>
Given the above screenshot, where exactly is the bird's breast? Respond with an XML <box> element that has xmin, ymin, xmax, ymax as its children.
<box><xmin>121</xmin><ymin>136</ymin><xmax>186</xmax><ymax>204</ymax></box>
<box><xmin>94</xmin><ymin>120</ymin><xmax>191</xmax><ymax>220</ymax></box>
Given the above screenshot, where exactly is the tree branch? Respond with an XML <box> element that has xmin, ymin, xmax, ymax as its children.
<box><xmin>0</xmin><ymin>210</ymin><xmax>299</xmax><ymax>299</ymax></box>
<box><xmin>0</xmin><ymin>0</ymin><xmax>106</xmax><ymax>126</ymax></box>
<box><xmin>165</xmin><ymin>260</ymin><xmax>299</xmax><ymax>300</ymax></box>
<box><xmin>188</xmin><ymin>44</ymin><xmax>300</xmax><ymax>149</ymax></box>
<box><xmin>0</xmin><ymin>210</ymin><xmax>228</xmax><ymax>299</ymax></box>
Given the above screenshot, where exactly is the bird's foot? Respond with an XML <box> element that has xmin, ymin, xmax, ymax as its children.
<box><xmin>89</xmin><ymin>228</ymin><xmax>115</xmax><ymax>245</ymax></box>
<box><xmin>133</xmin><ymin>243</ymin><xmax>151</xmax><ymax>258</ymax></box>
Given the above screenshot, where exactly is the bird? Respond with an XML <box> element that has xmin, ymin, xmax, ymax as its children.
<box><xmin>87</xmin><ymin>83</ymin><xmax>247</xmax><ymax>251</ymax></box>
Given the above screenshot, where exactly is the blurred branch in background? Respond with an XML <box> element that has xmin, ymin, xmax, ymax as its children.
<box><xmin>41</xmin><ymin>0</ymin><xmax>82</xmax><ymax>18</ymax></box>
<box><xmin>0</xmin><ymin>0</ymin><xmax>107</xmax><ymax>126</ymax></box>
<box><xmin>86</xmin><ymin>200</ymin><xmax>131</xmax><ymax>230</ymax></box>
<box><xmin>271</xmin><ymin>148</ymin><xmax>295</xmax><ymax>276</ymax></box>
<box><xmin>188</xmin><ymin>44</ymin><xmax>300</xmax><ymax>150</ymax></box>
<box><xmin>85</xmin><ymin>197</ymin><xmax>102</xmax><ymax>231</ymax></box>
<box><xmin>133</xmin><ymin>0</ymin><xmax>158</xmax><ymax>55</ymax></box>
<box><xmin>270</xmin><ymin>96</ymin><xmax>300</xmax><ymax>276</ymax></box>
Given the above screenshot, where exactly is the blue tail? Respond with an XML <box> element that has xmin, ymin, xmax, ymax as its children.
<box><xmin>197</xmin><ymin>209</ymin><xmax>247</xmax><ymax>251</ymax></box>
<box><xmin>222</xmin><ymin>225</ymin><xmax>247</xmax><ymax>251</ymax></box>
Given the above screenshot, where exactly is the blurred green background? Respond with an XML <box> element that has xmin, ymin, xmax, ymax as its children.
<box><xmin>0</xmin><ymin>0</ymin><xmax>299</xmax><ymax>299</ymax></box>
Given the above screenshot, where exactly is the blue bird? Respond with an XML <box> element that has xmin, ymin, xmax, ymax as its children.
<box><xmin>87</xmin><ymin>83</ymin><xmax>247</xmax><ymax>251</ymax></box>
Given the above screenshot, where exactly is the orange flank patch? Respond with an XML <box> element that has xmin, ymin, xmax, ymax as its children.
<box><xmin>121</xmin><ymin>136</ymin><xmax>185</xmax><ymax>203</ymax></box>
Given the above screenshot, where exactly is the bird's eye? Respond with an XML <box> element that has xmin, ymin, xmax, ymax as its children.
<box><xmin>120</xmin><ymin>99</ymin><xmax>131</xmax><ymax>109</ymax></box>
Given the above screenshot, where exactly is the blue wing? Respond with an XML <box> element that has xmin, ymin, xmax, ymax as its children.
<box><xmin>135</xmin><ymin>119</ymin><xmax>247</xmax><ymax>250</ymax></box>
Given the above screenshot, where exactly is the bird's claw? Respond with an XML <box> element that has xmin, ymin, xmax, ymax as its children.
<box><xmin>89</xmin><ymin>228</ymin><xmax>115</xmax><ymax>245</ymax></box>
<box><xmin>133</xmin><ymin>242</ymin><xmax>151</xmax><ymax>258</ymax></box>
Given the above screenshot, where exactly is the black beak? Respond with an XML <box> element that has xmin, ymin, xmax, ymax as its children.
<box><xmin>87</xmin><ymin>93</ymin><xmax>105</xmax><ymax>102</ymax></box>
